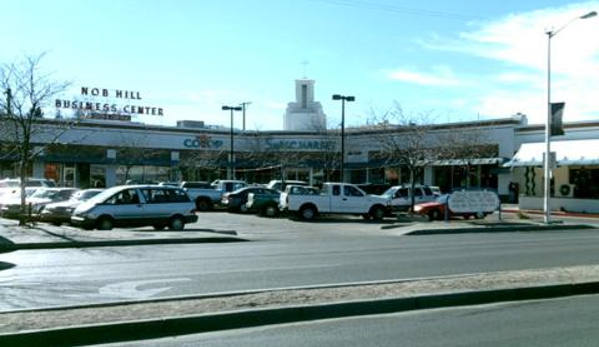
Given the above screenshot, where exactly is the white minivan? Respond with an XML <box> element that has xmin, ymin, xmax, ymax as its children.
<box><xmin>71</xmin><ymin>185</ymin><xmax>198</xmax><ymax>230</ymax></box>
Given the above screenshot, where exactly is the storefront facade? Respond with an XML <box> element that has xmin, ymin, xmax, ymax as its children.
<box><xmin>4</xmin><ymin>114</ymin><xmax>599</xmax><ymax>210</ymax></box>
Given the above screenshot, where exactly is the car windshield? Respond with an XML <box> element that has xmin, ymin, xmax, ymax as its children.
<box><xmin>380</xmin><ymin>188</ymin><xmax>397</xmax><ymax>198</ymax></box>
<box><xmin>86</xmin><ymin>186</ymin><xmax>129</xmax><ymax>204</ymax></box>
<box><xmin>73</xmin><ymin>189</ymin><xmax>103</xmax><ymax>201</ymax></box>
<box><xmin>30</xmin><ymin>189</ymin><xmax>61</xmax><ymax>199</ymax></box>
<box><xmin>0</xmin><ymin>180</ymin><xmax>20</xmax><ymax>188</ymax></box>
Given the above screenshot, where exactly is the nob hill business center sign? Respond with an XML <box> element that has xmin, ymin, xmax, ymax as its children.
<box><xmin>55</xmin><ymin>87</ymin><xmax>164</xmax><ymax>121</ymax></box>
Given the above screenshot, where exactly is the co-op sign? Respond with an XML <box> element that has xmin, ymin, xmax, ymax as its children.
<box><xmin>55</xmin><ymin>86</ymin><xmax>165</xmax><ymax>117</ymax></box>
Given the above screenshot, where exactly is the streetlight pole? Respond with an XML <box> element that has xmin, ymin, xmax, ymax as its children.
<box><xmin>222</xmin><ymin>105</ymin><xmax>242</xmax><ymax>180</ymax></box>
<box><xmin>332</xmin><ymin>94</ymin><xmax>355</xmax><ymax>182</ymax></box>
<box><xmin>543</xmin><ymin>10</ymin><xmax>596</xmax><ymax>224</ymax></box>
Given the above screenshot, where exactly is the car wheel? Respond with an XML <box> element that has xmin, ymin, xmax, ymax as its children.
<box><xmin>239</xmin><ymin>203</ymin><xmax>249</xmax><ymax>213</ymax></box>
<box><xmin>299</xmin><ymin>206</ymin><xmax>317</xmax><ymax>221</ymax></box>
<box><xmin>475</xmin><ymin>212</ymin><xmax>485</xmax><ymax>219</ymax></box>
<box><xmin>361</xmin><ymin>213</ymin><xmax>371</xmax><ymax>220</ymax></box>
<box><xmin>428</xmin><ymin>209</ymin><xmax>441</xmax><ymax>221</ymax></box>
<box><xmin>262</xmin><ymin>204</ymin><xmax>278</xmax><ymax>218</ymax></box>
<box><xmin>370</xmin><ymin>206</ymin><xmax>385</xmax><ymax>220</ymax></box>
<box><xmin>168</xmin><ymin>216</ymin><xmax>185</xmax><ymax>231</ymax></box>
<box><xmin>196</xmin><ymin>198</ymin><xmax>211</xmax><ymax>212</ymax></box>
<box><xmin>463</xmin><ymin>214</ymin><xmax>471</xmax><ymax>220</ymax></box>
<box><xmin>96</xmin><ymin>217</ymin><xmax>113</xmax><ymax>230</ymax></box>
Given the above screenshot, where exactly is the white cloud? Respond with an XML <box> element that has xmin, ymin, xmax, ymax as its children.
<box><xmin>387</xmin><ymin>66</ymin><xmax>463</xmax><ymax>86</ymax></box>
<box><xmin>420</xmin><ymin>2</ymin><xmax>599</xmax><ymax>124</ymax></box>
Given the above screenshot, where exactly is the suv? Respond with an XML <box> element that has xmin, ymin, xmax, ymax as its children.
<box><xmin>380</xmin><ymin>184</ymin><xmax>437</xmax><ymax>212</ymax></box>
<box><xmin>71</xmin><ymin>185</ymin><xmax>198</xmax><ymax>230</ymax></box>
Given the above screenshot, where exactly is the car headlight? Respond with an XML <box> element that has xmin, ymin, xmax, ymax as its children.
<box><xmin>414</xmin><ymin>205</ymin><xmax>422</xmax><ymax>212</ymax></box>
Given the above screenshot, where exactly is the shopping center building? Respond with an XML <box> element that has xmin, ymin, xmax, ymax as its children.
<box><xmin>2</xmin><ymin>79</ymin><xmax>599</xmax><ymax>212</ymax></box>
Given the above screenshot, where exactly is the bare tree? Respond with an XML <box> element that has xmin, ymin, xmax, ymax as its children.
<box><xmin>0</xmin><ymin>53</ymin><xmax>71</xmax><ymax>225</ymax></box>
<box><xmin>368</xmin><ymin>103</ymin><xmax>439</xmax><ymax>212</ymax></box>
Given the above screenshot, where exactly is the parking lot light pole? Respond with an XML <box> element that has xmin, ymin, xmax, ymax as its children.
<box><xmin>332</xmin><ymin>94</ymin><xmax>355</xmax><ymax>182</ymax></box>
<box><xmin>543</xmin><ymin>10</ymin><xmax>596</xmax><ymax>224</ymax></box>
<box><xmin>222</xmin><ymin>105</ymin><xmax>243</xmax><ymax>180</ymax></box>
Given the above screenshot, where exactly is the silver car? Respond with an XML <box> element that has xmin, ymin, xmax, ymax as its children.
<box><xmin>71</xmin><ymin>185</ymin><xmax>198</xmax><ymax>231</ymax></box>
<box><xmin>40</xmin><ymin>188</ymin><xmax>104</xmax><ymax>226</ymax></box>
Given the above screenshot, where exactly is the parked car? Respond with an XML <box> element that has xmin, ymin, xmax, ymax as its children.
<box><xmin>246</xmin><ymin>190</ymin><xmax>284</xmax><ymax>217</ymax></box>
<box><xmin>356</xmin><ymin>183</ymin><xmax>391</xmax><ymax>195</ymax></box>
<box><xmin>222</xmin><ymin>186</ymin><xmax>280</xmax><ymax>213</ymax></box>
<box><xmin>0</xmin><ymin>187</ymin><xmax>39</xmax><ymax>218</ymax></box>
<box><xmin>414</xmin><ymin>189</ymin><xmax>500</xmax><ymax>221</ymax></box>
<box><xmin>1</xmin><ymin>187</ymin><xmax>78</xmax><ymax>219</ymax></box>
<box><xmin>379</xmin><ymin>185</ymin><xmax>438</xmax><ymax>212</ymax></box>
<box><xmin>71</xmin><ymin>185</ymin><xmax>198</xmax><ymax>230</ymax></box>
<box><xmin>265</xmin><ymin>180</ymin><xmax>308</xmax><ymax>192</ymax></box>
<box><xmin>0</xmin><ymin>178</ymin><xmax>56</xmax><ymax>201</ymax></box>
<box><xmin>40</xmin><ymin>189</ymin><xmax>104</xmax><ymax>226</ymax></box>
<box><xmin>0</xmin><ymin>177</ymin><xmax>56</xmax><ymax>188</ymax></box>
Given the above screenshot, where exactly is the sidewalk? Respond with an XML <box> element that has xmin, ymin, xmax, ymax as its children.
<box><xmin>0</xmin><ymin>219</ymin><xmax>246</xmax><ymax>251</ymax></box>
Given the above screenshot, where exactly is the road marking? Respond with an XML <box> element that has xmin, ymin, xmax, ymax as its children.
<box><xmin>99</xmin><ymin>278</ymin><xmax>191</xmax><ymax>299</ymax></box>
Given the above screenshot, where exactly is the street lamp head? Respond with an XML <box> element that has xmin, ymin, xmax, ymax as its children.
<box><xmin>581</xmin><ymin>11</ymin><xmax>597</xmax><ymax>19</ymax></box>
<box><xmin>332</xmin><ymin>94</ymin><xmax>356</xmax><ymax>102</ymax></box>
<box><xmin>222</xmin><ymin>106</ymin><xmax>242</xmax><ymax>111</ymax></box>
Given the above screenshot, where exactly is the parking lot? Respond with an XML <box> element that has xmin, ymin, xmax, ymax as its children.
<box><xmin>189</xmin><ymin>210</ymin><xmax>401</xmax><ymax>240</ymax></box>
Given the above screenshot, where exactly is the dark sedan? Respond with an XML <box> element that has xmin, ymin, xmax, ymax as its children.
<box><xmin>221</xmin><ymin>186</ymin><xmax>280</xmax><ymax>213</ymax></box>
<box><xmin>40</xmin><ymin>188</ymin><xmax>103</xmax><ymax>225</ymax></box>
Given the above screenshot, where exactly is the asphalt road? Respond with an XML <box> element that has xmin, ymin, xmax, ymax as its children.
<box><xmin>98</xmin><ymin>294</ymin><xmax>599</xmax><ymax>347</ymax></box>
<box><xmin>2</xmin><ymin>225</ymin><xmax>599</xmax><ymax>311</ymax></box>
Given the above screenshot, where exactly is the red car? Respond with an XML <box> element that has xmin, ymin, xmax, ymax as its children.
<box><xmin>414</xmin><ymin>194</ymin><xmax>488</xmax><ymax>221</ymax></box>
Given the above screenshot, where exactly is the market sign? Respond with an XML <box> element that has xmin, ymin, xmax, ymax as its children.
<box><xmin>55</xmin><ymin>86</ymin><xmax>165</xmax><ymax>119</ymax></box>
<box><xmin>265</xmin><ymin>139</ymin><xmax>336</xmax><ymax>151</ymax></box>
<box><xmin>183</xmin><ymin>135</ymin><xmax>224</xmax><ymax>149</ymax></box>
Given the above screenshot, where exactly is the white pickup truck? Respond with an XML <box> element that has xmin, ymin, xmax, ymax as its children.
<box><xmin>280</xmin><ymin>182</ymin><xmax>389</xmax><ymax>220</ymax></box>
<box><xmin>182</xmin><ymin>180</ymin><xmax>247</xmax><ymax>211</ymax></box>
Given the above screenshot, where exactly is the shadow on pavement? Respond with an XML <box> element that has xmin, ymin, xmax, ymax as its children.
<box><xmin>0</xmin><ymin>261</ymin><xmax>15</xmax><ymax>270</ymax></box>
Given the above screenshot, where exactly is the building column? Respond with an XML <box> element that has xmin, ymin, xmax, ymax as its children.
<box><xmin>423</xmin><ymin>166</ymin><xmax>434</xmax><ymax>186</ymax></box>
<box><xmin>33</xmin><ymin>161</ymin><xmax>45</xmax><ymax>179</ymax></box>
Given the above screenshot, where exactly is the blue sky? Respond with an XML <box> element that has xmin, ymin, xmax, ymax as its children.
<box><xmin>2</xmin><ymin>0</ymin><xmax>598</xmax><ymax>130</ymax></box>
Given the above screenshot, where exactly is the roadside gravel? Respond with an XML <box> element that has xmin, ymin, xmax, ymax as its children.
<box><xmin>2</xmin><ymin>264</ymin><xmax>599</xmax><ymax>333</ymax></box>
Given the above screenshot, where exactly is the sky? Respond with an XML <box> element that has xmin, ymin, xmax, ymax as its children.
<box><xmin>1</xmin><ymin>0</ymin><xmax>598</xmax><ymax>130</ymax></box>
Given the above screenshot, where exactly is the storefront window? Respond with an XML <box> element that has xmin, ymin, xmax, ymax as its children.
<box><xmin>116</xmin><ymin>165</ymin><xmax>171</xmax><ymax>185</ymax></box>
<box><xmin>45</xmin><ymin>164</ymin><xmax>60</xmax><ymax>183</ymax></box>
<box><xmin>91</xmin><ymin>165</ymin><xmax>106</xmax><ymax>188</ymax></box>
<box><xmin>570</xmin><ymin>167</ymin><xmax>599</xmax><ymax>199</ymax></box>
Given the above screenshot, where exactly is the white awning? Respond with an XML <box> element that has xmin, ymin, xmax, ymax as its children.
<box><xmin>429</xmin><ymin>158</ymin><xmax>506</xmax><ymax>166</ymax></box>
<box><xmin>505</xmin><ymin>139</ymin><xmax>599</xmax><ymax>167</ymax></box>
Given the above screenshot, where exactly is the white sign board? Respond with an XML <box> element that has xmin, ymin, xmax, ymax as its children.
<box><xmin>448</xmin><ymin>189</ymin><xmax>500</xmax><ymax>214</ymax></box>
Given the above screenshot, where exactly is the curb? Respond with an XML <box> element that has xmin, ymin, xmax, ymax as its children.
<box><xmin>405</xmin><ymin>224</ymin><xmax>596</xmax><ymax>235</ymax></box>
<box><xmin>2</xmin><ymin>281</ymin><xmax>599</xmax><ymax>346</ymax></box>
<box><xmin>0</xmin><ymin>236</ymin><xmax>247</xmax><ymax>251</ymax></box>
